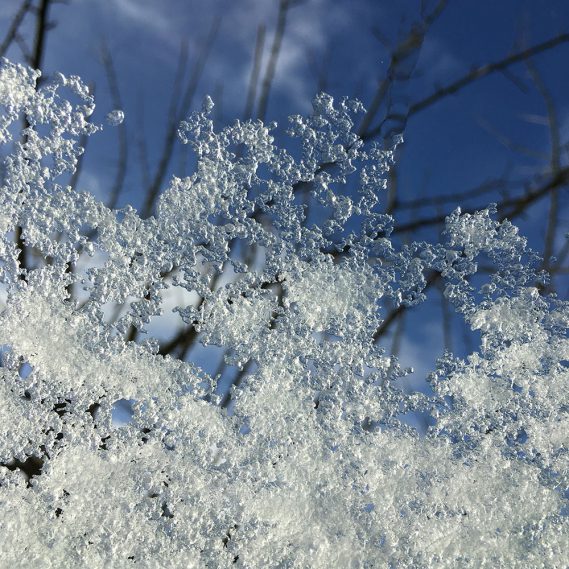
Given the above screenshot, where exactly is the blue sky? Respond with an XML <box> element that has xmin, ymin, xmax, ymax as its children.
<box><xmin>2</xmin><ymin>0</ymin><xmax>568</xmax><ymax>218</ymax></box>
<box><xmin>1</xmin><ymin>0</ymin><xmax>568</xmax><ymax>409</ymax></box>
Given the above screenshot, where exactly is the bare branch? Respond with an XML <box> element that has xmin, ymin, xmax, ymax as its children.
<box><xmin>477</xmin><ymin>117</ymin><xmax>549</xmax><ymax>161</ymax></box>
<box><xmin>373</xmin><ymin>271</ymin><xmax>440</xmax><ymax>342</ymax></box>
<box><xmin>363</xmin><ymin>31</ymin><xmax>569</xmax><ymax>141</ymax></box>
<box><xmin>358</xmin><ymin>0</ymin><xmax>447</xmax><ymax>138</ymax></box>
<box><xmin>141</xmin><ymin>18</ymin><xmax>220</xmax><ymax>218</ymax></box>
<box><xmin>31</xmin><ymin>0</ymin><xmax>51</xmax><ymax>71</ymax></box>
<box><xmin>16</xmin><ymin>0</ymin><xmax>54</xmax><ymax>275</ymax></box>
<box><xmin>100</xmin><ymin>43</ymin><xmax>128</xmax><ymax>210</ymax></box>
<box><xmin>395</xmin><ymin>175</ymin><xmax>516</xmax><ymax>211</ymax></box>
<box><xmin>412</xmin><ymin>32</ymin><xmax>569</xmax><ymax>116</ymax></box>
<box><xmin>257</xmin><ymin>0</ymin><xmax>298</xmax><ymax>122</ymax></box>
<box><xmin>525</xmin><ymin>60</ymin><xmax>561</xmax><ymax>274</ymax></box>
<box><xmin>0</xmin><ymin>0</ymin><xmax>33</xmax><ymax>58</ymax></box>
<box><xmin>243</xmin><ymin>24</ymin><xmax>266</xmax><ymax>120</ymax></box>
<box><xmin>391</xmin><ymin>167</ymin><xmax>569</xmax><ymax>235</ymax></box>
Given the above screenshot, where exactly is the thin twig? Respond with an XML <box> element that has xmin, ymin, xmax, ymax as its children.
<box><xmin>413</xmin><ymin>32</ymin><xmax>569</xmax><ymax>115</ymax></box>
<box><xmin>363</xmin><ymin>31</ymin><xmax>569</xmax><ymax>140</ymax></box>
<box><xmin>395</xmin><ymin>175</ymin><xmax>516</xmax><ymax>211</ymax></box>
<box><xmin>525</xmin><ymin>60</ymin><xmax>561</xmax><ymax>275</ymax></box>
<box><xmin>374</xmin><ymin>166</ymin><xmax>569</xmax><ymax>340</ymax></box>
<box><xmin>16</xmin><ymin>0</ymin><xmax>53</xmax><ymax>275</ymax></box>
<box><xmin>0</xmin><ymin>0</ymin><xmax>33</xmax><ymax>58</ymax></box>
<box><xmin>358</xmin><ymin>0</ymin><xmax>447</xmax><ymax>138</ymax></box>
<box><xmin>243</xmin><ymin>24</ymin><xmax>266</xmax><ymax>120</ymax></box>
<box><xmin>141</xmin><ymin>19</ymin><xmax>220</xmax><ymax>218</ymax></box>
<box><xmin>390</xmin><ymin>167</ymin><xmax>569</xmax><ymax>235</ymax></box>
<box><xmin>256</xmin><ymin>0</ymin><xmax>298</xmax><ymax>122</ymax></box>
<box><xmin>31</xmin><ymin>0</ymin><xmax>51</xmax><ymax>70</ymax></box>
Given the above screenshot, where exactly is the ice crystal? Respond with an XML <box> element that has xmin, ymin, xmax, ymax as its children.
<box><xmin>0</xmin><ymin>58</ymin><xmax>567</xmax><ymax>568</ymax></box>
<box><xmin>106</xmin><ymin>109</ymin><xmax>125</xmax><ymax>126</ymax></box>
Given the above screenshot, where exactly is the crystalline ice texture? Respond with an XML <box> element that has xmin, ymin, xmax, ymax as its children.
<box><xmin>0</xmin><ymin>59</ymin><xmax>566</xmax><ymax>568</ymax></box>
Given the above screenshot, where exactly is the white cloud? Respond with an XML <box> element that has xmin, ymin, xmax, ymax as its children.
<box><xmin>416</xmin><ymin>35</ymin><xmax>463</xmax><ymax>85</ymax></box>
<box><xmin>111</xmin><ymin>0</ymin><xmax>174</xmax><ymax>42</ymax></box>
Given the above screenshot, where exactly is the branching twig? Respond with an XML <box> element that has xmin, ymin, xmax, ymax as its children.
<box><xmin>100</xmin><ymin>43</ymin><xmax>128</xmax><ymax>210</ymax></box>
<box><xmin>358</xmin><ymin>0</ymin><xmax>447</xmax><ymax>139</ymax></box>
<box><xmin>525</xmin><ymin>60</ymin><xmax>561</xmax><ymax>275</ymax></box>
<box><xmin>390</xmin><ymin>167</ymin><xmax>569</xmax><ymax>235</ymax></box>
<box><xmin>374</xmin><ymin>166</ymin><xmax>569</xmax><ymax>340</ymax></box>
<box><xmin>141</xmin><ymin>19</ymin><xmax>220</xmax><ymax>218</ymax></box>
<box><xmin>0</xmin><ymin>0</ymin><xmax>33</xmax><ymax>58</ymax></box>
<box><xmin>363</xmin><ymin>31</ymin><xmax>569</xmax><ymax>140</ymax></box>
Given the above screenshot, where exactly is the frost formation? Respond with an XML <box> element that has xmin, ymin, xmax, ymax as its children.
<box><xmin>106</xmin><ymin>109</ymin><xmax>125</xmax><ymax>126</ymax></box>
<box><xmin>0</xmin><ymin>59</ymin><xmax>567</xmax><ymax>568</ymax></box>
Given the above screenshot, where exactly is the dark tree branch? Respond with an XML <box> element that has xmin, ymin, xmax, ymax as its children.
<box><xmin>358</xmin><ymin>0</ymin><xmax>447</xmax><ymax>139</ymax></box>
<box><xmin>16</xmin><ymin>0</ymin><xmax>54</xmax><ymax>275</ymax></box>
<box><xmin>31</xmin><ymin>0</ymin><xmax>51</xmax><ymax>71</ymax></box>
<box><xmin>409</xmin><ymin>32</ymin><xmax>569</xmax><ymax>118</ymax></box>
<box><xmin>363</xmin><ymin>31</ymin><xmax>569</xmax><ymax>141</ymax></box>
<box><xmin>374</xmin><ymin>166</ymin><xmax>569</xmax><ymax>340</ymax></box>
<box><xmin>390</xmin><ymin>167</ymin><xmax>569</xmax><ymax>235</ymax></box>
<box><xmin>525</xmin><ymin>60</ymin><xmax>561</xmax><ymax>276</ymax></box>
<box><xmin>394</xmin><ymin>175</ymin><xmax>516</xmax><ymax>211</ymax></box>
<box><xmin>0</xmin><ymin>0</ymin><xmax>33</xmax><ymax>58</ymax></box>
<box><xmin>256</xmin><ymin>0</ymin><xmax>300</xmax><ymax>122</ymax></box>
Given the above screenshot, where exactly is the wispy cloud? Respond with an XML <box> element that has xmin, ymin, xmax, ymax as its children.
<box><xmin>110</xmin><ymin>0</ymin><xmax>176</xmax><ymax>44</ymax></box>
<box><xmin>417</xmin><ymin>35</ymin><xmax>463</xmax><ymax>86</ymax></box>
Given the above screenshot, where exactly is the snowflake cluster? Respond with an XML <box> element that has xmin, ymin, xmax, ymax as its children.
<box><xmin>0</xmin><ymin>59</ymin><xmax>567</xmax><ymax>568</ymax></box>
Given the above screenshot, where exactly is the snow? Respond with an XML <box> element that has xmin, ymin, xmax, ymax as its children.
<box><xmin>0</xmin><ymin>58</ymin><xmax>567</xmax><ymax>568</ymax></box>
